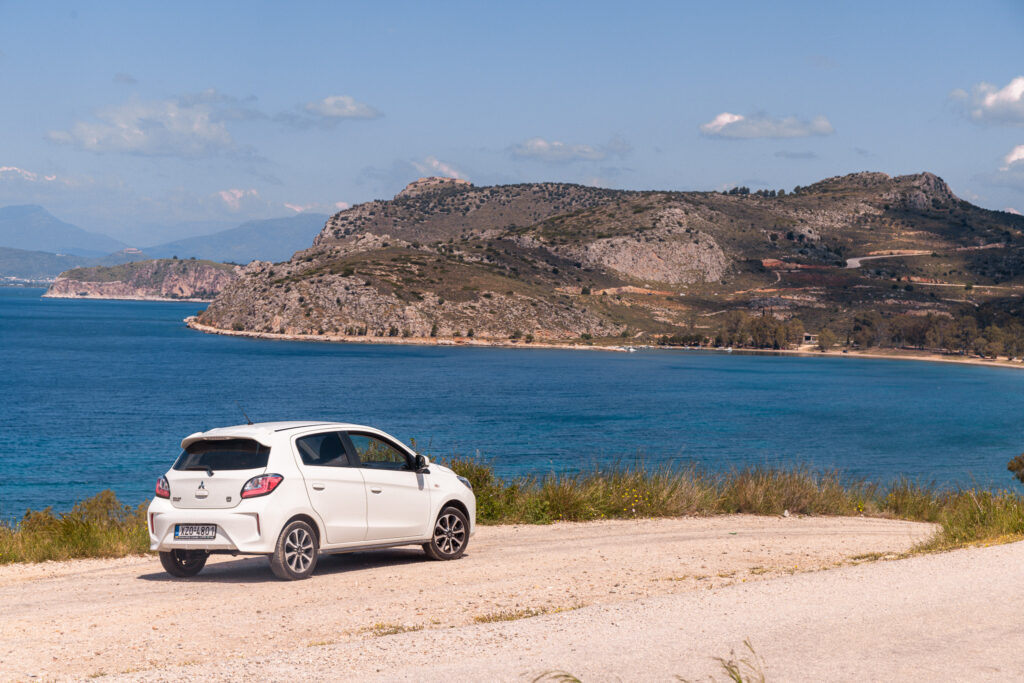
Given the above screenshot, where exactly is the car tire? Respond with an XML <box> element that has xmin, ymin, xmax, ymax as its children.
<box><xmin>270</xmin><ymin>519</ymin><xmax>319</xmax><ymax>580</ymax></box>
<box><xmin>159</xmin><ymin>549</ymin><xmax>208</xmax><ymax>577</ymax></box>
<box><xmin>423</xmin><ymin>506</ymin><xmax>470</xmax><ymax>561</ymax></box>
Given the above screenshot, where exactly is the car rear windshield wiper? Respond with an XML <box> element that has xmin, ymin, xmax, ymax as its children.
<box><xmin>183</xmin><ymin>466</ymin><xmax>215</xmax><ymax>476</ymax></box>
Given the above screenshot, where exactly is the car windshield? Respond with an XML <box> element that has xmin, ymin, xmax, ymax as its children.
<box><xmin>173</xmin><ymin>438</ymin><xmax>269</xmax><ymax>471</ymax></box>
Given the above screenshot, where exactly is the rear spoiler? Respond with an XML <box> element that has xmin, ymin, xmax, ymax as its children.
<box><xmin>181</xmin><ymin>432</ymin><xmax>274</xmax><ymax>449</ymax></box>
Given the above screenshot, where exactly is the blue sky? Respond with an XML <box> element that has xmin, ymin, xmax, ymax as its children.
<box><xmin>0</xmin><ymin>0</ymin><xmax>1022</xmax><ymax>245</ymax></box>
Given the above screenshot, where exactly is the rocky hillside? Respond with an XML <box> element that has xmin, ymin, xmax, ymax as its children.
<box><xmin>45</xmin><ymin>259</ymin><xmax>239</xmax><ymax>301</ymax></box>
<box><xmin>197</xmin><ymin>173</ymin><xmax>1024</xmax><ymax>342</ymax></box>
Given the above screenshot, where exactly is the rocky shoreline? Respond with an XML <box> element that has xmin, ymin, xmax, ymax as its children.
<box><xmin>45</xmin><ymin>292</ymin><xmax>214</xmax><ymax>303</ymax></box>
<box><xmin>184</xmin><ymin>317</ymin><xmax>632</xmax><ymax>351</ymax></box>
<box><xmin>44</xmin><ymin>258</ymin><xmax>238</xmax><ymax>303</ymax></box>
<box><xmin>184</xmin><ymin>316</ymin><xmax>1024</xmax><ymax>369</ymax></box>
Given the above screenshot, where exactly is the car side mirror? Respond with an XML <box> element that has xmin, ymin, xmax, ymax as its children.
<box><xmin>414</xmin><ymin>454</ymin><xmax>430</xmax><ymax>472</ymax></box>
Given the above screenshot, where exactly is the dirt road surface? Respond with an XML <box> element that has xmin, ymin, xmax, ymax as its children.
<box><xmin>0</xmin><ymin>515</ymin><xmax>939</xmax><ymax>681</ymax></box>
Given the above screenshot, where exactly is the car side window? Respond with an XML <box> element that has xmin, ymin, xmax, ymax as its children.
<box><xmin>349</xmin><ymin>434</ymin><xmax>410</xmax><ymax>471</ymax></box>
<box><xmin>295</xmin><ymin>432</ymin><xmax>350</xmax><ymax>467</ymax></box>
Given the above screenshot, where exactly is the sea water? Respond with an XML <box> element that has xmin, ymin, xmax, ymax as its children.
<box><xmin>2</xmin><ymin>286</ymin><xmax>1023</xmax><ymax>515</ymax></box>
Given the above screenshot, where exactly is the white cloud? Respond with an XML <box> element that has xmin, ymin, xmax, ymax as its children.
<box><xmin>957</xmin><ymin>76</ymin><xmax>1024</xmax><ymax>125</ymax></box>
<box><xmin>1001</xmin><ymin>144</ymin><xmax>1024</xmax><ymax>170</ymax></box>
<box><xmin>0</xmin><ymin>165</ymin><xmax>58</xmax><ymax>182</ymax></box>
<box><xmin>49</xmin><ymin>97</ymin><xmax>236</xmax><ymax>157</ymax></box>
<box><xmin>701</xmin><ymin>113</ymin><xmax>744</xmax><ymax>135</ymax></box>
<box><xmin>699</xmin><ymin>112</ymin><xmax>835</xmax><ymax>139</ymax></box>
<box><xmin>1006</xmin><ymin>207</ymin><xmax>1022</xmax><ymax>215</ymax></box>
<box><xmin>510</xmin><ymin>137</ymin><xmax>606</xmax><ymax>162</ymax></box>
<box><xmin>48</xmin><ymin>90</ymin><xmax>382</xmax><ymax>157</ymax></box>
<box><xmin>217</xmin><ymin>188</ymin><xmax>260</xmax><ymax>211</ymax></box>
<box><xmin>304</xmin><ymin>95</ymin><xmax>380</xmax><ymax>120</ymax></box>
<box><xmin>992</xmin><ymin>144</ymin><xmax>1024</xmax><ymax>192</ymax></box>
<box><xmin>412</xmin><ymin>156</ymin><xmax>468</xmax><ymax>180</ymax></box>
<box><xmin>284</xmin><ymin>200</ymin><xmax>349</xmax><ymax>213</ymax></box>
<box><xmin>508</xmin><ymin>136</ymin><xmax>631</xmax><ymax>163</ymax></box>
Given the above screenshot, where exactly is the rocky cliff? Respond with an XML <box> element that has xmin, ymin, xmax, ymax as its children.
<box><xmin>197</xmin><ymin>172</ymin><xmax>1024</xmax><ymax>342</ymax></box>
<box><xmin>45</xmin><ymin>259</ymin><xmax>239</xmax><ymax>301</ymax></box>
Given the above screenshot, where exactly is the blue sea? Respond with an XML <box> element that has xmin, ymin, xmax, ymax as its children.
<box><xmin>2</xmin><ymin>286</ymin><xmax>1023</xmax><ymax>516</ymax></box>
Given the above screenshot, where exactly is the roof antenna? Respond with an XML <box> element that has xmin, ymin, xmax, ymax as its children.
<box><xmin>236</xmin><ymin>401</ymin><xmax>254</xmax><ymax>425</ymax></box>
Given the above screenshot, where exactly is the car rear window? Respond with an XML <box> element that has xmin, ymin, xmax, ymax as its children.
<box><xmin>173</xmin><ymin>438</ymin><xmax>270</xmax><ymax>471</ymax></box>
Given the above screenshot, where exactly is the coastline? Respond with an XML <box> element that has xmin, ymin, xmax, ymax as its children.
<box><xmin>43</xmin><ymin>292</ymin><xmax>214</xmax><ymax>303</ymax></box>
<box><xmin>183</xmin><ymin>317</ymin><xmax>632</xmax><ymax>351</ymax></box>
<box><xmin>184</xmin><ymin>317</ymin><xmax>1024</xmax><ymax>369</ymax></box>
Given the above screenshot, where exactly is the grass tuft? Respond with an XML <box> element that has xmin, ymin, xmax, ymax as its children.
<box><xmin>359</xmin><ymin>622</ymin><xmax>423</xmax><ymax>637</ymax></box>
<box><xmin>474</xmin><ymin>607</ymin><xmax>549</xmax><ymax>623</ymax></box>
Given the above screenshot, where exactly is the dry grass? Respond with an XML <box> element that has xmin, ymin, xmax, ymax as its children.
<box><xmin>3</xmin><ymin>462</ymin><xmax>1024</xmax><ymax>565</ymax></box>
<box><xmin>474</xmin><ymin>603</ymin><xmax>583</xmax><ymax>624</ymax></box>
<box><xmin>359</xmin><ymin>622</ymin><xmax>423</xmax><ymax>637</ymax></box>
<box><xmin>0</xmin><ymin>490</ymin><xmax>148</xmax><ymax>564</ymax></box>
<box><xmin>448</xmin><ymin>458</ymin><xmax>1024</xmax><ymax>552</ymax></box>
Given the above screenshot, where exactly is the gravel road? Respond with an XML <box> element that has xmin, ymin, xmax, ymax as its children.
<box><xmin>0</xmin><ymin>515</ymin><xmax>936</xmax><ymax>681</ymax></box>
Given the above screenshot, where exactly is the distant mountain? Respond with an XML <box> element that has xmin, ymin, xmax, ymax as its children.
<box><xmin>135</xmin><ymin>219</ymin><xmax>236</xmax><ymax>247</ymax></box>
<box><xmin>0</xmin><ymin>205</ymin><xmax>125</xmax><ymax>257</ymax></box>
<box><xmin>0</xmin><ymin>246</ymin><xmax>150</xmax><ymax>282</ymax></box>
<box><xmin>145</xmin><ymin>214</ymin><xmax>328</xmax><ymax>264</ymax></box>
<box><xmin>0</xmin><ymin>247</ymin><xmax>92</xmax><ymax>281</ymax></box>
<box><xmin>89</xmin><ymin>248</ymin><xmax>152</xmax><ymax>266</ymax></box>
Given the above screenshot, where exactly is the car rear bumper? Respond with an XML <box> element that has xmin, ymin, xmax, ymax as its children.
<box><xmin>147</xmin><ymin>497</ymin><xmax>277</xmax><ymax>554</ymax></box>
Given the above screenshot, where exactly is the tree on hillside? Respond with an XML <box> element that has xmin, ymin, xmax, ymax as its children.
<box><xmin>787</xmin><ymin>318</ymin><xmax>805</xmax><ymax>346</ymax></box>
<box><xmin>817</xmin><ymin>328</ymin><xmax>837</xmax><ymax>351</ymax></box>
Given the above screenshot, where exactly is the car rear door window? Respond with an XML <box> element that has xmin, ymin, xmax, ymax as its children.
<box><xmin>296</xmin><ymin>432</ymin><xmax>351</xmax><ymax>467</ymax></box>
<box><xmin>348</xmin><ymin>434</ymin><xmax>410</xmax><ymax>471</ymax></box>
<box><xmin>173</xmin><ymin>438</ymin><xmax>269</xmax><ymax>471</ymax></box>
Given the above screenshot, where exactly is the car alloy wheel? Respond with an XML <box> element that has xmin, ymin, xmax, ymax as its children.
<box><xmin>285</xmin><ymin>526</ymin><xmax>315</xmax><ymax>573</ymax></box>
<box><xmin>423</xmin><ymin>506</ymin><xmax>469</xmax><ymax>560</ymax></box>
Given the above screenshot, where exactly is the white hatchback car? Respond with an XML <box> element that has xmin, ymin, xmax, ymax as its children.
<box><xmin>148</xmin><ymin>421</ymin><xmax>476</xmax><ymax>580</ymax></box>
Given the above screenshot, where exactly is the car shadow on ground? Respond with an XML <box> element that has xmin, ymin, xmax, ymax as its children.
<box><xmin>137</xmin><ymin>547</ymin><xmax>447</xmax><ymax>584</ymax></box>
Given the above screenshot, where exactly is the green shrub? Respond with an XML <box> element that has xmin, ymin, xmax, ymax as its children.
<box><xmin>0</xmin><ymin>491</ymin><xmax>148</xmax><ymax>564</ymax></box>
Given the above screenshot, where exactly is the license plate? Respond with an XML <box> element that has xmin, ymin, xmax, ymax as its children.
<box><xmin>174</xmin><ymin>524</ymin><xmax>217</xmax><ymax>540</ymax></box>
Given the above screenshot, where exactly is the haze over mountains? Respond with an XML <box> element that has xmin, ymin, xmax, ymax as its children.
<box><xmin>143</xmin><ymin>214</ymin><xmax>328</xmax><ymax>263</ymax></box>
<box><xmin>0</xmin><ymin>205</ymin><xmax>126</xmax><ymax>257</ymax></box>
<box><xmin>0</xmin><ymin>206</ymin><xmax>327</xmax><ymax>280</ymax></box>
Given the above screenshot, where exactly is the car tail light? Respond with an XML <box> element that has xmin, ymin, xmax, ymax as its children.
<box><xmin>241</xmin><ymin>474</ymin><xmax>283</xmax><ymax>499</ymax></box>
<box><xmin>155</xmin><ymin>475</ymin><xmax>170</xmax><ymax>499</ymax></box>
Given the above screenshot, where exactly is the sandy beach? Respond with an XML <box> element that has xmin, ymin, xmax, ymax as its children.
<box><xmin>0</xmin><ymin>515</ymin><xmax>936</xmax><ymax>681</ymax></box>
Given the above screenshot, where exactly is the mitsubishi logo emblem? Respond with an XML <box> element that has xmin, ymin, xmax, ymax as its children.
<box><xmin>198</xmin><ymin>481</ymin><xmax>206</xmax><ymax>490</ymax></box>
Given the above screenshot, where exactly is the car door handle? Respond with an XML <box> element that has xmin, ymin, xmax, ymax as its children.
<box><xmin>312</xmin><ymin>483</ymin><xmax>326</xmax><ymax>491</ymax></box>
<box><xmin>370</xmin><ymin>487</ymin><xmax>382</xmax><ymax>494</ymax></box>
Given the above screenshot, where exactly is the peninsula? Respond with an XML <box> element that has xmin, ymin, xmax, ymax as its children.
<box><xmin>44</xmin><ymin>258</ymin><xmax>239</xmax><ymax>302</ymax></box>
<box><xmin>193</xmin><ymin>173</ymin><xmax>1024</xmax><ymax>358</ymax></box>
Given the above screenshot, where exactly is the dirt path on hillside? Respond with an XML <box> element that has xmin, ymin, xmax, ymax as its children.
<box><xmin>845</xmin><ymin>251</ymin><xmax>932</xmax><ymax>268</ymax></box>
<box><xmin>0</xmin><ymin>515</ymin><xmax>934</xmax><ymax>681</ymax></box>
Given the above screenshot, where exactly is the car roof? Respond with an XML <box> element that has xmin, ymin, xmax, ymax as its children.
<box><xmin>180</xmin><ymin>421</ymin><xmax>375</xmax><ymax>448</ymax></box>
